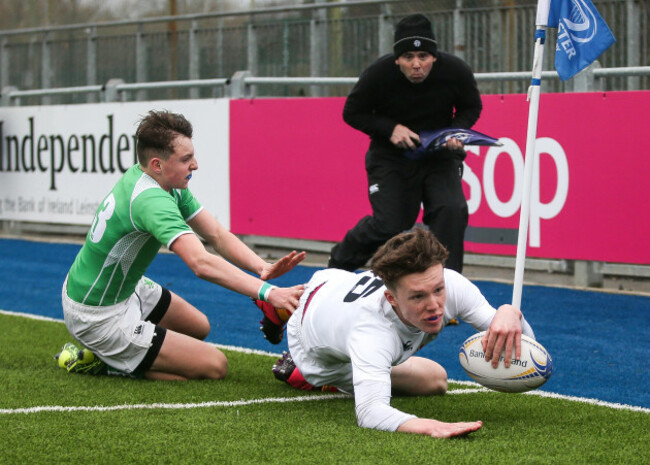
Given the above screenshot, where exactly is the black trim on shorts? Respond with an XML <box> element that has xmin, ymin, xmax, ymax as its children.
<box><xmin>146</xmin><ymin>287</ymin><xmax>172</xmax><ymax>324</ymax></box>
<box><xmin>133</xmin><ymin>325</ymin><xmax>167</xmax><ymax>375</ymax></box>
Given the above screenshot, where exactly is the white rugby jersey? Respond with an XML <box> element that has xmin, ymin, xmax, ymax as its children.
<box><xmin>287</xmin><ymin>268</ymin><xmax>534</xmax><ymax>431</ymax></box>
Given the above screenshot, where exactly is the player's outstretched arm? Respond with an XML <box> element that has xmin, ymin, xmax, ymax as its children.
<box><xmin>265</xmin><ymin>285</ymin><xmax>304</xmax><ymax>312</ymax></box>
<box><xmin>171</xmin><ymin>232</ymin><xmax>304</xmax><ymax>311</ymax></box>
<box><xmin>187</xmin><ymin>210</ymin><xmax>305</xmax><ymax>279</ymax></box>
<box><xmin>260</xmin><ymin>250</ymin><xmax>306</xmax><ymax>281</ymax></box>
<box><xmin>397</xmin><ymin>418</ymin><xmax>482</xmax><ymax>438</ymax></box>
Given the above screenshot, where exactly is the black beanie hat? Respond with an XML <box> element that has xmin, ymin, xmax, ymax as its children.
<box><xmin>393</xmin><ymin>14</ymin><xmax>437</xmax><ymax>58</ymax></box>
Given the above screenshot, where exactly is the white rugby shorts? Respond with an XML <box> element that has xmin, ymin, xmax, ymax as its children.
<box><xmin>287</xmin><ymin>276</ymin><xmax>354</xmax><ymax>393</ymax></box>
<box><xmin>62</xmin><ymin>276</ymin><xmax>168</xmax><ymax>374</ymax></box>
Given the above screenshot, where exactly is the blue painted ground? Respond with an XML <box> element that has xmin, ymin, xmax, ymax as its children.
<box><xmin>1</xmin><ymin>238</ymin><xmax>649</xmax><ymax>408</ymax></box>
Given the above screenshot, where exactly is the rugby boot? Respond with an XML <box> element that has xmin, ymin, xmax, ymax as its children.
<box><xmin>54</xmin><ymin>343</ymin><xmax>107</xmax><ymax>375</ymax></box>
<box><xmin>253</xmin><ymin>299</ymin><xmax>287</xmax><ymax>344</ymax></box>
<box><xmin>272</xmin><ymin>351</ymin><xmax>338</xmax><ymax>392</ymax></box>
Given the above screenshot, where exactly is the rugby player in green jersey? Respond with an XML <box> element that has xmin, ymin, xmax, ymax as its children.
<box><xmin>58</xmin><ymin>110</ymin><xmax>305</xmax><ymax>380</ymax></box>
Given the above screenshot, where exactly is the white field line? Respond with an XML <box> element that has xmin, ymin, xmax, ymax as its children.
<box><xmin>522</xmin><ymin>390</ymin><xmax>650</xmax><ymax>414</ymax></box>
<box><xmin>0</xmin><ymin>393</ymin><xmax>350</xmax><ymax>415</ymax></box>
<box><xmin>0</xmin><ymin>309</ymin><xmax>64</xmax><ymax>324</ymax></box>
<box><xmin>0</xmin><ymin>389</ymin><xmax>492</xmax><ymax>416</ymax></box>
<box><xmin>2</xmin><ymin>309</ymin><xmax>649</xmax><ymax>415</ymax></box>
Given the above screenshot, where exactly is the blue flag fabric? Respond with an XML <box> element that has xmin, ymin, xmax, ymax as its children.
<box><xmin>404</xmin><ymin>128</ymin><xmax>502</xmax><ymax>161</ymax></box>
<box><xmin>543</xmin><ymin>0</ymin><xmax>616</xmax><ymax>81</ymax></box>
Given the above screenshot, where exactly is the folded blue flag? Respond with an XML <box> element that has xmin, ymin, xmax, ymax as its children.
<box><xmin>404</xmin><ymin>128</ymin><xmax>502</xmax><ymax>160</ymax></box>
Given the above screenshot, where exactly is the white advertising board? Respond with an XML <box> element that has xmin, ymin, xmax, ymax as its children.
<box><xmin>0</xmin><ymin>99</ymin><xmax>230</xmax><ymax>228</ymax></box>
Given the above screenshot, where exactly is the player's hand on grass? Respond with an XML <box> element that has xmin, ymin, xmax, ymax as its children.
<box><xmin>267</xmin><ymin>284</ymin><xmax>305</xmax><ymax>313</ymax></box>
<box><xmin>398</xmin><ymin>418</ymin><xmax>482</xmax><ymax>438</ymax></box>
<box><xmin>483</xmin><ymin>304</ymin><xmax>523</xmax><ymax>368</ymax></box>
<box><xmin>260</xmin><ymin>250</ymin><xmax>306</xmax><ymax>281</ymax></box>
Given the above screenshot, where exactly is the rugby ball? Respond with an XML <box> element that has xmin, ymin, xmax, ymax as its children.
<box><xmin>458</xmin><ymin>331</ymin><xmax>553</xmax><ymax>393</ymax></box>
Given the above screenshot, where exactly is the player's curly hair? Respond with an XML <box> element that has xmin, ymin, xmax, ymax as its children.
<box><xmin>136</xmin><ymin>110</ymin><xmax>193</xmax><ymax>165</ymax></box>
<box><xmin>370</xmin><ymin>227</ymin><xmax>448</xmax><ymax>291</ymax></box>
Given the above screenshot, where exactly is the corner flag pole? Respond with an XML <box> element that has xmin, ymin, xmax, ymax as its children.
<box><xmin>511</xmin><ymin>0</ymin><xmax>615</xmax><ymax>308</ymax></box>
<box><xmin>512</xmin><ymin>25</ymin><xmax>546</xmax><ymax>310</ymax></box>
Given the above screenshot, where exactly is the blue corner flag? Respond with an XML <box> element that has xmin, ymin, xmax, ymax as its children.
<box><xmin>536</xmin><ymin>0</ymin><xmax>616</xmax><ymax>81</ymax></box>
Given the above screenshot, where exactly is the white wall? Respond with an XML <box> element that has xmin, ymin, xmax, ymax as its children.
<box><xmin>0</xmin><ymin>99</ymin><xmax>230</xmax><ymax>228</ymax></box>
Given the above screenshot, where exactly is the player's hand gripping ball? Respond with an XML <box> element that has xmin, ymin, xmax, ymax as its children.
<box><xmin>459</xmin><ymin>331</ymin><xmax>553</xmax><ymax>393</ymax></box>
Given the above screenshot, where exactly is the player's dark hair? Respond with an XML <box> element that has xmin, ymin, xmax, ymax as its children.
<box><xmin>136</xmin><ymin>110</ymin><xmax>193</xmax><ymax>165</ymax></box>
<box><xmin>370</xmin><ymin>227</ymin><xmax>448</xmax><ymax>291</ymax></box>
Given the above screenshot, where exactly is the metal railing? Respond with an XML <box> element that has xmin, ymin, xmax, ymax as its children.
<box><xmin>2</xmin><ymin>66</ymin><xmax>650</xmax><ymax>286</ymax></box>
<box><xmin>0</xmin><ymin>0</ymin><xmax>646</xmax><ymax>102</ymax></box>
<box><xmin>6</xmin><ymin>64</ymin><xmax>650</xmax><ymax>105</ymax></box>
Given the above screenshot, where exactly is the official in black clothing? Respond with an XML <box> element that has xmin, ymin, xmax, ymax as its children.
<box><xmin>328</xmin><ymin>13</ymin><xmax>482</xmax><ymax>273</ymax></box>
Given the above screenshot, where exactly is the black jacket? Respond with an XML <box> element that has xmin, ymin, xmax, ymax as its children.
<box><xmin>343</xmin><ymin>52</ymin><xmax>483</xmax><ymax>156</ymax></box>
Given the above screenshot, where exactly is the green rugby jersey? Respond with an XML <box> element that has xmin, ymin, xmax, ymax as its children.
<box><xmin>66</xmin><ymin>164</ymin><xmax>202</xmax><ymax>306</ymax></box>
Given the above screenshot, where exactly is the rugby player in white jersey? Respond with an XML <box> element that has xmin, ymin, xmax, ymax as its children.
<box><xmin>266</xmin><ymin>228</ymin><xmax>535</xmax><ymax>438</ymax></box>
<box><xmin>58</xmin><ymin>110</ymin><xmax>305</xmax><ymax>380</ymax></box>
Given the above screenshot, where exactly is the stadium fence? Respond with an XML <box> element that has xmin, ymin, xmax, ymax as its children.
<box><xmin>1</xmin><ymin>0</ymin><xmax>648</xmax><ymax>287</ymax></box>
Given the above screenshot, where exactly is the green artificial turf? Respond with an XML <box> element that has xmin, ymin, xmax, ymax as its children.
<box><xmin>1</xmin><ymin>313</ymin><xmax>648</xmax><ymax>465</ymax></box>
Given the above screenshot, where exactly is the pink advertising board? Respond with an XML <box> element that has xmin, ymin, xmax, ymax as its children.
<box><xmin>230</xmin><ymin>92</ymin><xmax>650</xmax><ymax>265</ymax></box>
